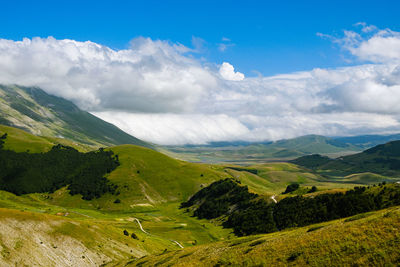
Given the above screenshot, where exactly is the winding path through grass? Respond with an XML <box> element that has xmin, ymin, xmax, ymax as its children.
<box><xmin>133</xmin><ymin>217</ymin><xmax>184</xmax><ymax>249</ymax></box>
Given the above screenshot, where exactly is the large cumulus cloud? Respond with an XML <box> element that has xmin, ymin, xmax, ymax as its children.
<box><xmin>1</xmin><ymin>25</ymin><xmax>400</xmax><ymax>145</ymax></box>
<box><xmin>0</xmin><ymin>36</ymin><xmax>218</xmax><ymax>112</ymax></box>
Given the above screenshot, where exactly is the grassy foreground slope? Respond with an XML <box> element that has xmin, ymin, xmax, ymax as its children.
<box><xmin>0</xmin><ymin>207</ymin><xmax>174</xmax><ymax>266</ymax></box>
<box><xmin>124</xmin><ymin>206</ymin><xmax>400</xmax><ymax>266</ymax></box>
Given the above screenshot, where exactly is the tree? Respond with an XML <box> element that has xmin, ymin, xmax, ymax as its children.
<box><xmin>0</xmin><ymin>133</ymin><xmax>7</xmax><ymax>149</ymax></box>
<box><xmin>283</xmin><ymin>183</ymin><xmax>300</xmax><ymax>194</ymax></box>
<box><xmin>308</xmin><ymin>186</ymin><xmax>317</xmax><ymax>193</ymax></box>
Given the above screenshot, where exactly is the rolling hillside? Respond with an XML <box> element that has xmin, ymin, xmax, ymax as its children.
<box><xmin>0</xmin><ymin>124</ymin><xmax>399</xmax><ymax>266</ymax></box>
<box><xmin>292</xmin><ymin>140</ymin><xmax>400</xmax><ymax>178</ymax></box>
<box><xmin>0</xmin><ymin>125</ymin><xmax>361</xmax><ymax>209</ymax></box>
<box><xmin>0</xmin><ymin>84</ymin><xmax>150</xmax><ymax>148</ymax></box>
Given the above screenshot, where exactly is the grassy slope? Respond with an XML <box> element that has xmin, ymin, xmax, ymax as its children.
<box><xmin>48</xmin><ymin>145</ymin><xmax>355</xmax><ymax>210</ymax></box>
<box><xmin>0</xmin><ymin>124</ymin><xmax>360</xmax><ymax>204</ymax></box>
<box><xmin>0</xmin><ymin>124</ymin><xmax>96</xmax><ymax>152</ymax></box>
<box><xmin>321</xmin><ymin>140</ymin><xmax>400</xmax><ymax>176</ymax></box>
<box><xmin>124</xmin><ymin>206</ymin><xmax>400</xmax><ymax>266</ymax></box>
<box><xmin>0</xmin><ymin>84</ymin><xmax>150</xmax><ymax>148</ymax></box>
<box><xmin>293</xmin><ymin>140</ymin><xmax>400</xmax><ymax>182</ymax></box>
<box><xmin>0</xmin><ymin>207</ymin><xmax>172</xmax><ymax>266</ymax></box>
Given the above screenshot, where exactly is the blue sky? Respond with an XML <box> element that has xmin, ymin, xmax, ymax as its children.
<box><xmin>2</xmin><ymin>1</ymin><xmax>400</xmax><ymax>144</ymax></box>
<box><xmin>2</xmin><ymin>0</ymin><xmax>400</xmax><ymax>76</ymax></box>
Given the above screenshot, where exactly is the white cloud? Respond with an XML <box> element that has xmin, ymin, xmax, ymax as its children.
<box><xmin>92</xmin><ymin>110</ymin><xmax>400</xmax><ymax>145</ymax></box>
<box><xmin>191</xmin><ymin>36</ymin><xmax>206</xmax><ymax>53</ymax></box>
<box><xmin>2</xmin><ymin>30</ymin><xmax>400</xmax><ymax>145</ymax></box>
<box><xmin>218</xmin><ymin>37</ymin><xmax>235</xmax><ymax>52</ymax></box>
<box><xmin>323</xmin><ymin>24</ymin><xmax>400</xmax><ymax>63</ymax></box>
<box><xmin>219</xmin><ymin>62</ymin><xmax>245</xmax><ymax>81</ymax></box>
<box><xmin>218</xmin><ymin>38</ymin><xmax>235</xmax><ymax>52</ymax></box>
<box><xmin>353</xmin><ymin>30</ymin><xmax>400</xmax><ymax>63</ymax></box>
<box><xmin>218</xmin><ymin>43</ymin><xmax>235</xmax><ymax>52</ymax></box>
<box><xmin>354</xmin><ymin>22</ymin><xmax>378</xmax><ymax>33</ymax></box>
<box><xmin>92</xmin><ymin>112</ymin><xmax>250</xmax><ymax>145</ymax></box>
<box><xmin>0</xmin><ymin>36</ymin><xmax>218</xmax><ymax>112</ymax></box>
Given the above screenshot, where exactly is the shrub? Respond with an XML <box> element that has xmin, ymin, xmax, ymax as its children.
<box><xmin>308</xmin><ymin>186</ymin><xmax>317</xmax><ymax>193</ymax></box>
<box><xmin>131</xmin><ymin>233</ymin><xmax>138</xmax><ymax>240</ymax></box>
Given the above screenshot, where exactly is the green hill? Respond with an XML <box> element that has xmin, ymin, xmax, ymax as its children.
<box><xmin>268</xmin><ymin>134</ymin><xmax>358</xmax><ymax>154</ymax></box>
<box><xmin>292</xmin><ymin>140</ymin><xmax>400</xmax><ymax>178</ymax></box>
<box><xmin>0</xmin><ymin>84</ymin><xmax>150</xmax><ymax>148</ymax></box>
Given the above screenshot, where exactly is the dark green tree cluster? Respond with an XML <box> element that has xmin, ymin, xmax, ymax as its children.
<box><xmin>290</xmin><ymin>154</ymin><xmax>332</xmax><ymax>169</ymax></box>
<box><xmin>0</xmin><ymin>134</ymin><xmax>119</xmax><ymax>200</ymax></box>
<box><xmin>0</xmin><ymin>133</ymin><xmax>6</xmax><ymax>149</ymax></box>
<box><xmin>273</xmin><ymin>187</ymin><xmax>376</xmax><ymax>230</ymax></box>
<box><xmin>180</xmin><ymin>178</ymin><xmax>257</xmax><ymax>219</ymax></box>
<box><xmin>183</xmin><ymin>179</ymin><xmax>400</xmax><ymax>236</ymax></box>
<box><xmin>308</xmin><ymin>186</ymin><xmax>317</xmax><ymax>193</ymax></box>
<box><xmin>223</xmin><ymin>199</ymin><xmax>277</xmax><ymax>236</ymax></box>
<box><xmin>283</xmin><ymin>183</ymin><xmax>300</xmax><ymax>194</ymax></box>
<box><xmin>226</xmin><ymin>167</ymin><xmax>258</xmax><ymax>174</ymax></box>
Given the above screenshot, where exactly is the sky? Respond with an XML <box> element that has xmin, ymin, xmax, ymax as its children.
<box><xmin>1</xmin><ymin>1</ymin><xmax>400</xmax><ymax>145</ymax></box>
